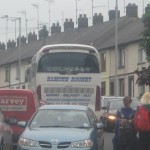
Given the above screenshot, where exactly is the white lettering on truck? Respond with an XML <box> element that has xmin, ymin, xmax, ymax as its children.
<box><xmin>0</xmin><ymin>96</ymin><xmax>27</xmax><ymax>111</ymax></box>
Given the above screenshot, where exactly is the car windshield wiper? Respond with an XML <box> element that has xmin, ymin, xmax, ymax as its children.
<box><xmin>74</xmin><ymin>126</ymin><xmax>90</xmax><ymax>129</ymax></box>
<box><xmin>39</xmin><ymin>125</ymin><xmax>71</xmax><ymax>128</ymax></box>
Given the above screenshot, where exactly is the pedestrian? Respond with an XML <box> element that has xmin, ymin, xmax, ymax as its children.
<box><xmin>134</xmin><ymin>92</ymin><xmax>150</xmax><ymax>150</ymax></box>
<box><xmin>112</xmin><ymin>96</ymin><xmax>139</xmax><ymax>150</ymax></box>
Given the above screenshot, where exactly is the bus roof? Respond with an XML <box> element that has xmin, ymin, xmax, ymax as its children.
<box><xmin>36</xmin><ymin>44</ymin><xmax>98</xmax><ymax>55</ymax></box>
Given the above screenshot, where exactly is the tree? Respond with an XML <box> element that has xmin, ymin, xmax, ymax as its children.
<box><xmin>135</xmin><ymin>10</ymin><xmax>150</xmax><ymax>86</ymax></box>
<box><xmin>140</xmin><ymin>10</ymin><xmax>150</xmax><ymax>62</ymax></box>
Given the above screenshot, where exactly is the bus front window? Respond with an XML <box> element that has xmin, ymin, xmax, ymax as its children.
<box><xmin>38</xmin><ymin>52</ymin><xmax>100</xmax><ymax>73</ymax></box>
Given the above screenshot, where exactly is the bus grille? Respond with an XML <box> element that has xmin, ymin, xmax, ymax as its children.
<box><xmin>44</xmin><ymin>87</ymin><xmax>94</xmax><ymax>94</ymax></box>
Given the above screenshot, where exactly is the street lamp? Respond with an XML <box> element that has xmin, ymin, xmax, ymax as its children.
<box><xmin>44</xmin><ymin>0</ymin><xmax>53</xmax><ymax>34</ymax></box>
<box><xmin>32</xmin><ymin>3</ymin><xmax>40</xmax><ymax>37</ymax></box>
<box><xmin>115</xmin><ymin>0</ymin><xmax>118</xmax><ymax>96</ymax></box>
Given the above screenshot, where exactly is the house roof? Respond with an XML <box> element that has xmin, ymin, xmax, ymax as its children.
<box><xmin>0</xmin><ymin>16</ymin><xmax>144</xmax><ymax>66</ymax></box>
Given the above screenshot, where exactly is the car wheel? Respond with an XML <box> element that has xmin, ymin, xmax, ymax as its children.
<box><xmin>0</xmin><ymin>142</ymin><xmax>3</xmax><ymax>150</ymax></box>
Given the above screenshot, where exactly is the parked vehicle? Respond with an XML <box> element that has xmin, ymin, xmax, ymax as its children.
<box><xmin>101</xmin><ymin>96</ymin><xmax>124</xmax><ymax>109</ymax></box>
<box><xmin>0</xmin><ymin>89</ymin><xmax>40</xmax><ymax>148</ymax></box>
<box><xmin>17</xmin><ymin>105</ymin><xmax>104</xmax><ymax>150</ymax></box>
<box><xmin>100</xmin><ymin>99</ymin><xmax>140</xmax><ymax>131</ymax></box>
<box><xmin>0</xmin><ymin>110</ymin><xmax>13</xmax><ymax>150</ymax></box>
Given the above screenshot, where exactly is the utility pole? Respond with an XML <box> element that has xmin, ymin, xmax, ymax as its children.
<box><xmin>18</xmin><ymin>17</ymin><xmax>21</xmax><ymax>88</ymax></box>
<box><xmin>75</xmin><ymin>0</ymin><xmax>78</xmax><ymax>24</ymax></box>
<box><xmin>115</xmin><ymin>0</ymin><xmax>118</xmax><ymax>96</ymax></box>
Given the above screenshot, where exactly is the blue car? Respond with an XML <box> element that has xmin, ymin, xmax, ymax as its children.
<box><xmin>17</xmin><ymin>105</ymin><xmax>104</xmax><ymax>150</ymax></box>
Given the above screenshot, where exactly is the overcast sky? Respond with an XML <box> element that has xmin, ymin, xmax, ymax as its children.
<box><xmin>0</xmin><ymin>0</ymin><xmax>149</xmax><ymax>43</ymax></box>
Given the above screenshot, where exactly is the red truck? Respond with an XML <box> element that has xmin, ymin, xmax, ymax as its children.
<box><xmin>0</xmin><ymin>89</ymin><xmax>40</xmax><ymax>148</ymax></box>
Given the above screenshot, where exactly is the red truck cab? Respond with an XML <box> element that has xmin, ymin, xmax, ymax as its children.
<box><xmin>0</xmin><ymin>89</ymin><xmax>40</xmax><ymax>147</ymax></box>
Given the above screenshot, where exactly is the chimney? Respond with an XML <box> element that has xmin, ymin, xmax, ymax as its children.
<box><xmin>108</xmin><ymin>10</ymin><xmax>120</xmax><ymax>21</ymax></box>
<box><xmin>1</xmin><ymin>43</ymin><xmax>6</xmax><ymax>50</ymax></box>
<box><xmin>145</xmin><ymin>4</ymin><xmax>150</xmax><ymax>13</ymax></box>
<box><xmin>64</xmin><ymin>19</ymin><xmax>74</xmax><ymax>31</ymax></box>
<box><xmin>21</xmin><ymin>36</ymin><xmax>26</xmax><ymax>44</ymax></box>
<box><xmin>93</xmin><ymin>13</ymin><xmax>103</xmax><ymax>25</ymax></box>
<box><xmin>126</xmin><ymin>3</ymin><xmax>138</xmax><ymax>17</ymax></box>
<box><xmin>0</xmin><ymin>42</ymin><xmax>5</xmax><ymax>50</ymax></box>
<box><xmin>78</xmin><ymin>14</ymin><xmax>88</xmax><ymax>29</ymax></box>
<box><xmin>39</xmin><ymin>25</ymin><xmax>49</xmax><ymax>40</ymax></box>
<box><xmin>51</xmin><ymin>23</ymin><xmax>61</xmax><ymax>35</ymax></box>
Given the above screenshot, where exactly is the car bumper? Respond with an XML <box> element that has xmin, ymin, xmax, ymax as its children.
<box><xmin>17</xmin><ymin>145</ymin><xmax>96</xmax><ymax>150</ymax></box>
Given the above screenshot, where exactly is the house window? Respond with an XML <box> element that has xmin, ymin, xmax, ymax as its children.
<box><xmin>101</xmin><ymin>81</ymin><xmax>106</xmax><ymax>96</ymax></box>
<box><xmin>5</xmin><ymin>66</ymin><xmax>9</xmax><ymax>82</ymax></box>
<box><xmin>100</xmin><ymin>52</ymin><xmax>106</xmax><ymax>72</ymax></box>
<box><xmin>128</xmin><ymin>76</ymin><xmax>134</xmax><ymax>97</ymax></box>
<box><xmin>118</xmin><ymin>48</ymin><xmax>125</xmax><ymax>68</ymax></box>
<box><xmin>138</xmin><ymin>49</ymin><xmax>146</xmax><ymax>63</ymax></box>
<box><xmin>16</xmin><ymin>63</ymin><xmax>19</xmax><ymax>80</ymax></box>
<box><xmin>110</xmin><ymin>80</ymin><xmax>115</xmax><ymax>96</ymax></box>
<box><xmin>118</xmin><ymin>78</ymin><xmax>124</xmax><ymax>96</ymax></box>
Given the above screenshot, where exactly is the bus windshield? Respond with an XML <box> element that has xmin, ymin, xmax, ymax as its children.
<box><xmin>37</xmin><ymin>52</ymin><xmax>100</xmax><ymax>73</ymax></box>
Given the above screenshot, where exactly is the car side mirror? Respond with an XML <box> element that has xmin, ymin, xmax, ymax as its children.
<box><xmin>6</xmin><ymin>118</ymin><xmax>17</xmax><ymax>125</ymax></box>
<box><xmin>17</xmin><ymin>121</ymin><xmax>27</xmax><ymax>128</ymax></box>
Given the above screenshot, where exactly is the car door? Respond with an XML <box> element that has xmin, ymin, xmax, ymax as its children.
<box><xmin>88</xmin><ymin>108</ymin><xmax>104</xmax><ymax>150</ymax></box>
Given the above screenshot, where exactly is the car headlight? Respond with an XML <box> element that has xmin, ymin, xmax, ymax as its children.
<box><xmin>71</xmin><ymin>140</ymin><xmax>93</xmax><ymax>148</ymax></box>
<box><xmin>108</xmin><ymin>115</ymin><xmax>116</xmax><ymax>120</ymax></box>
<box><xmin>18</xmin><ymin>137</ymin><xmax>39</xmax><ymax>147</ymax></box>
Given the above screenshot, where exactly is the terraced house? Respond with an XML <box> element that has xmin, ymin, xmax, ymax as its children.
<box><xmin>0</xmin><ymin>3</ymin><xmax>149</xmax><ymax>98</ymax></box>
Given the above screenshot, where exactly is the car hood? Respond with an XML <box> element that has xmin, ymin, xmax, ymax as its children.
<box><xmin>21</xmin><ymin>127</ymin><xmax>93</xmax><ymax>142</ymax></box>
<box><xmin>108</xmin><ymin>109</ymin><xmax>118</xmax><ymax>115</ymax></box>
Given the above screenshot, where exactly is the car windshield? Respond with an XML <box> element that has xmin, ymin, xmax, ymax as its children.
<box><xmin>102</xmin><ymin>97</ymin><xmax>123</xmax><ymax>107</ymax></box>
<box><xmin>38</xmin><ymin>52</ymin><xmax>100</xmax><ymax>73</ymax></box>
<box><xmin>109</xmin><ymin>100</ymin><xmax>140</xmax><ymax>110</ymax></box>
<box><xmin>30</xmin><ymin>109</ymin><xmax>91</xmax><ymax>128</ymax></box>
<box><xmin>109</xmin><ymin>101</ymin><xmax>124</xmax><ymax>109</ymax></box>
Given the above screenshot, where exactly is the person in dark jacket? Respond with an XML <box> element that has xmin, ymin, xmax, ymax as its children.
<box><xmin>112</xmin><ymin>96</ymin><xmax>139</xmax><ymax>150</ymax></box>
<box><xmin>137</xmin><ymin>92</ymin><xmax>150</xmax><ymax>150</ymax></box>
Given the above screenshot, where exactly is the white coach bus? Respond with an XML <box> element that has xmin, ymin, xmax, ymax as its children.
<box><xmin>27</xmin><ymin>44</ymin><xmax>101</xmax><ymax>111</ymax></box>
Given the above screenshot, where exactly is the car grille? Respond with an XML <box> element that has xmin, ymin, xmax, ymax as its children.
<box><xmin>57</xmin><ymin>142</ymin><xmax>71</xmax><ymax>148</ymax></box>
<box><xmin>39</xmin><ymin>141</ymin><xmax>71</xmax><ymax>149</ymax></box>
<box><xmin>39</xmin><ymin>141</ymin><xmax>52</xmax><ymax>148</ymax></box>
